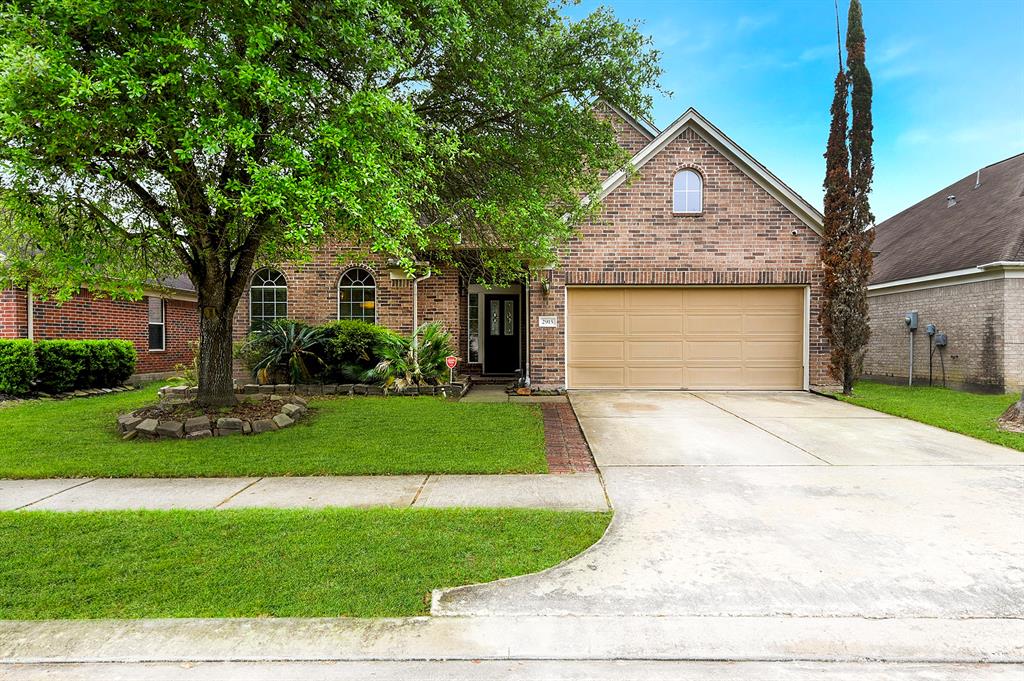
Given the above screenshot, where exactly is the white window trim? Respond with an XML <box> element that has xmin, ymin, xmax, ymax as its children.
<box><xmin>673</xmin><ymin>169</ymin><xmax>703</xmax><ymax>214</ymax></box>
<box><xmin>249</xmin><ymin>269</ymin><xmax>289</xmax><ymax>327</ymax></box>
<box><xmin>337</xmin><ymin>268</ymin><xmax>377</xmax><ymax>323</ymax></box>
<box><xmin>148</xmin><ymin>297</ymin><xmax>165</xmax><ymax>353</ymax></box>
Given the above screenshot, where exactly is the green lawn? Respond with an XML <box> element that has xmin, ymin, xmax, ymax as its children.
<box><xmin>839</xmin><ymin>381</ymin><xmax>1024</xmax><ymax>452</ymax></box>
<box><xmin>0</xmin><ymin>385</ymin><xmax>548</xmax><ymax>477</ymax></box>
<box><xmin>0</xmin><ymin>507</ymin><xmax>610</xmax><ymax>619</ymax></box>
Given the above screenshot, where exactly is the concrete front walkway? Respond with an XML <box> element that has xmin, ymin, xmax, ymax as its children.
<box><xmin>433</xmin><ymin>391</ymin><xmax>1022</xmax><ymax>640</ymax></box>
<box><xmin>0</xmin><ymin>473</ymin><xmax>608</xmax><ymax>512</ymax></box>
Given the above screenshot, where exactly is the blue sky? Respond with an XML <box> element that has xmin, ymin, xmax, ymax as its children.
<box><xmin>568</xmin><ymin>0</ymin><xmax>1024</xmax><ymax>221</ymax></box>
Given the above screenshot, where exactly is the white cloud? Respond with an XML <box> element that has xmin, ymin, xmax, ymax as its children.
<box><xmin>736</xmin><ymin>13</ymin><xmax>777</xmax><ymax>34</ymax></box>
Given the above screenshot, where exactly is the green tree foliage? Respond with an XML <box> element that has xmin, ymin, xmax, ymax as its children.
<box><xmin>0</xmin><ymin>0</ymin><xmax>661</xmax><ymax>405</ymax></box>
<box><xmin>820</xmin><ymin>0</ymin><xmax>874</xmax><ymax>395</ymax></box>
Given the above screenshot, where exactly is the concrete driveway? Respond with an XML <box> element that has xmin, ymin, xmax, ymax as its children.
<box><xmin>434</xmin><ymin>391</ymin><xmax>1023</xmax><ymax>622</ymax></box>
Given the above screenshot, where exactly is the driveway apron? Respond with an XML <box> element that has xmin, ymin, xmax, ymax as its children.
<box><xmin>433</xmin><ymin>391</ymin><xmax>1023</xmax><ymax>619</ymax></box>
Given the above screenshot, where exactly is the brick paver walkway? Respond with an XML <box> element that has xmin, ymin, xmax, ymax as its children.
<box><xmin>541</xmin><ymin>403</ymin><xmax>597</xmax><ymax>474</ymax></box>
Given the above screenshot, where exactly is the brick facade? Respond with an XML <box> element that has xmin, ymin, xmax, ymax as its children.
<box><xmin>0</xmin><ymin>288</ymin><xmax>199</xmax><ymax>375</ymax></box>
<box><xmin>232</xmin><ymin>248</ymin><xmax>464</xmax><ymax>357</ymax></box>
<box><xmin>245</xmin><ymin>109</ymin><xmax>828</xmax><ymax>391</ymax></box>
<box><xmin>527</xmin><ymin>125</ymin><xmax>828</xmax><ymax>389</ymax></box>
<box><xmin>865</xmin><ymin>277</ymin><xmax>1024</xmax><ymax>392</ymax></box>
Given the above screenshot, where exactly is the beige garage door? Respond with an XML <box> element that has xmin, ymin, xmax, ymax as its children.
<box><xmin>567</xmin><ymin>287</ymin><xmax>804</xmax><ymax>390</ymax></box>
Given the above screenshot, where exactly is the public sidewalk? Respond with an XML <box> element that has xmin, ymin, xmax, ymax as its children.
<box><xmin>0</xmin><ymin>473</ymin><xmax>608</xmax><ymax>512</ymax></box>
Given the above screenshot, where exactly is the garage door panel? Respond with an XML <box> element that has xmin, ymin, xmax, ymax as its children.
<box><xmin>628</xmin><ymin>314</ymin><xmax>684</xmax><ymax>335</ymax></box>
<box><xmin>567</xmin><ymin>287</ymin><xmax>804</xmax><ymax>390</ymax></box>
<box><xmin>627</xmin><ymin>340</ymin><xmax>684</xmax><ymax>361</ymax></box>
<box><xmin>743</xmin><ymin>340</ymin><xmax>803</xmax><ymax>361</ymax></box>
<box><xmin>570</xmin><ymin>341</ymin><xmax>624</xmax><ymax>361</ymax></box>
<box><xmin>626</xmin><ymin>288</ymin><xmax>683</xmax><ymax>310</ymax></box>
<box><xmin>686</xmin><ymin>340</ymin><xmax>742</xmax><ymax>361</ymax></box>
<box><xmin>685</xmin><ymin>288</ymin><xmax>745</xmax><ymax>309</ymax></box>
<box><xmin>685</xmin><ymin>313</ymin><xmax>744</xmax><ymax>335</ymax></box>
<box><xmin>570</xmin><ymin>288</ymin><xmax>625</xmax><ymax>311</ymax></box>
<box><xmin>569</xmin><ymin>366</ymin><xmax>625</xmax><ymax>388</ymax></box>
<box><xmin>686</xmin><ymin>367</ymin><xmax>744</xmax><ymax>389</ymax></box>
<box><xmin>571</xmin><ymin>314</ymin><xmax>625</xmax><ymax>335</ymax></box>
<box><xmin>744</xmin><ymin>367</ymin><xmax>804</xmax><ymax>389</ymax></box>
<box><xmin>627</xmin><ymin>367</ymin><xmax>683</xmax><ymax>388</ymax></box>
<box><xmin>743</xmin><ymin>313</ymin><xmax>803</xmax><ymax>334</ymax></box>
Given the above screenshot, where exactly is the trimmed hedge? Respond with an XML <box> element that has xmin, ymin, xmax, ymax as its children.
<box><xmin>0</xmin><ymin>340</ymin><xmax>37</xmax><ymax>396</ymax></box>
<box><xmin>0</xmin><ymin>339</ymin><xmax>137</xmax><ymax>395</ymax></box>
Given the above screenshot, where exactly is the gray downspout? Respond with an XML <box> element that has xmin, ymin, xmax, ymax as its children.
<box><xmin>411</xmin><ymin>267</ymin><xmax>432</xmax><ymax>373</ymax></box>
<box><xmin>27</xmin><ymin>287</ymin><xmax>34</xmax><ymax>341</ymax></box>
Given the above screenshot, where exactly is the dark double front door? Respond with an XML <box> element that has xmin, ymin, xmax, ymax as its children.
<box><xmin>483</xmin><ymin>294</ymin><xmax>521</xmax><ymax>375</ymax></box>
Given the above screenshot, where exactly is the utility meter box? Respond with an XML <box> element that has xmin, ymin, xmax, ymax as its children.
<box><xmin>934</xmin><ymin>332</ymin><xmax>948</xmax><ymax>348</ymax></box>
<box><xmin>904</xmin><ymin>311</ymin><xmax>919</xmax><ymax>331</ymax></box>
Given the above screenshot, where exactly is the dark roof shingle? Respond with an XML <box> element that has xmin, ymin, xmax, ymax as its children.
<box><xmin>870</xmin><ymin>153</ymin><xmax>1024</xmax><ymax>284</ymax></box>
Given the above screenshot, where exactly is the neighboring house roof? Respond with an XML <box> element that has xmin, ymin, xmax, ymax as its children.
<box><xmin>596</xmin><ymin>107</ymin><xmax>825</xmax><ymax>235</ymax></box>
<box><xmin>148</xmin><ymin>274</ymin><xmax>196</xmax><ymax>295</ymax></box>
<box><xmin>870</xmin><ymin>153</ymin><xmax>1024</xmax><ymax>285</ymax></box>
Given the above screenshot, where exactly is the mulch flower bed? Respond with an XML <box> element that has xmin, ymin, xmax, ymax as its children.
<box><xmin>133</xmin><ymin>398</ymin><xmax>283</xmax><ymax>423</ymax></box>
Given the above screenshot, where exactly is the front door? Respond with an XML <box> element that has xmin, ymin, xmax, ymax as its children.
<box><xmin>483</xmin><ymin>294</ymin><xmax>521</xmax><ymax>375</ymax></box>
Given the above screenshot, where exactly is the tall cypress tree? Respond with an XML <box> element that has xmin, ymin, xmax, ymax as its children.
<box><xmin>843</xmin><ymin>0</ymin><xmax>876</xmax><ymax>392</ymax></box>
<box><xmin>819</xmin><ymin>3</ymin><xmax>857</xmax><ymax>394</ymax></box>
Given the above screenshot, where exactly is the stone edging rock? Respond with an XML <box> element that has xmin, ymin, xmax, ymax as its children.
<box><xmin>1</xmin><ymin>384</ymin><xmax>137</xmax><ymax>406</ymax></box>
<box><xmin>117</xmin><ymin>395</ymin><xmax>309</xmax><ymax>441</ymax></box>
<box><xmin>158</xmin><ymin>382</ymin><xmax>470</xmax><ymax>401</ymax></box>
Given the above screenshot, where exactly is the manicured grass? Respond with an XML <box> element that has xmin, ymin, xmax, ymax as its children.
<box><xmin>0</xmin><ymin>385</ymin><xmax>548</xmax><ymax>477</ymax></box>
<box><xmin>0</xmin><ymin>508</ymin><xmax>610</xmax><ymax>619</ymax></box>
<box><xmin>839</xmin><ymin>381</ymin><xmax>1024</xmax><ymax>452</ymax></box>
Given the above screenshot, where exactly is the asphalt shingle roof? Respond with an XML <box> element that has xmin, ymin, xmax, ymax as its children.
<box><xmin>870</xmin><ymin>153</ymin><xmax>1024</xmax><ymax>284</ymax></box>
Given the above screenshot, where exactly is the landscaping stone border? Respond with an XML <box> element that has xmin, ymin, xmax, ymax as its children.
<box><xmin>117</xmin><ymin>395</ymin><xmax>310</xmax><ymax>441</ymax></box>
<box><xmin>157</xmin><ymin>381</ymin><xmax>470</xmax><ymax>401</ymax></box>
<box><xmin>0</xmin><ymin>384</ymin><xmax>137</xmax><ymax>406</ymax></box>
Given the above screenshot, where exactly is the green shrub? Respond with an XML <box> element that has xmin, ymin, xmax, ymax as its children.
<box><xmin>34</xmin><ymin>339</ymin><xmax>136</xmax><ymax>392</ymax></box>
<box><xmin>0</xmin><ymin>339</ymin><xmax>38</xmax><ymax>395</ymax></box>
<box><xmin>242</xmin><ymin>320</ymin><xmax>325</xmax><ymax>384</ymax></box>
<box><xmin>93</xmin><ymin>340</ymin><xmax>137</xmax><ymax>386</ymax></box>
<box><xmin>365</xmin><ymin>321</ymin><xmax>456</xmax><ymax>390</ymax></box>
<box><xmin>319</xmin><ymin>320</ymin><xmax>401</xmax><ymax>382</ymax></box>
<box><xmin>34</xmin><ymin>340</ymin><xmax>85</xmax><ymax>393</ymax></box>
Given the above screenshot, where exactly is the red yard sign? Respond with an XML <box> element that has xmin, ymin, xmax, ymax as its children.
<box><xmin>445</xmin><ymin>356</ymin><xmax>458</xmax><ymax>369</ymax></box>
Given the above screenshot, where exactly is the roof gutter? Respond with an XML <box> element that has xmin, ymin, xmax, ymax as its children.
<box><xmin>868</xmin><ymin>261</ymin><xmax>1024</xmax><ymax>296</ymax></box>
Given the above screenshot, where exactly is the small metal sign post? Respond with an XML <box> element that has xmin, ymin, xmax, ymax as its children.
<box><xmin>445</xmin><ymin>355</ymin><xmax>458</xmax><ymax>384</ymax></box>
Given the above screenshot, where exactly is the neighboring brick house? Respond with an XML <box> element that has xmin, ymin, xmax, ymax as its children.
<box><xmin>237</xmin><ymin>105</ymin><xmax>832</xmax><ymax>391</ymax></box>
<box><xmin>0</xmin><ymin>276</ymin><xmax>199</xmax><ymax>378</ymax></box>
<box><xmin>864</xmin><ymin>153</ymin><xmax>1024</xmax><ymax>393</ymax></box>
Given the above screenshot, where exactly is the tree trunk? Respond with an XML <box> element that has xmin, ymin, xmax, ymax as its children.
<box><xmin>196</xmin><ymin>281</ymin><xmax>239</xmax><ymax>407</ymax></box>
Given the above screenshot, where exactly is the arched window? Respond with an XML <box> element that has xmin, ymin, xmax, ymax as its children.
<box><xmin>338</xmin><ymin>268</ymin><xmax>376</xmax><ymax>322</ymax></box>
<box><xmin>673</xmin><ymin>169</ymin><xmax>703</xmax><ymax>214</ymax></box>
<box><xmin>249</xmin><ymin>268</ymin><xmax>287</xmax><ymax>329</ymax></box>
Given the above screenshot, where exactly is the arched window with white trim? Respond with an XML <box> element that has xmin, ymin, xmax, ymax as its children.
<box><xmin>673</xmin><ymin>169</ymin><xmax>703</xmax><ymax>214</ymax></box>
<box><xmin>249</xmin><ymin>268</ymin><xmax>287</xmax><ymax>329</ymax></box>
<box><xmin>338</xmin><ymin>268</ymin><xmax>376</xmax><ymax>322</ymax></box>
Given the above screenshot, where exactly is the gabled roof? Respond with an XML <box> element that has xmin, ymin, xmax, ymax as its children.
<box><xmin>599</xmin><ymin>101</ymin><xmax>660</xmax><ymax>140</ymax></box>
<box><xmin>870</xmin><ymin>153</ymin><xmax>1024</xmax><ymax>285</ymax></box>
<box><xmin>597</xmin><ymin>107</ymin><xmax>825</xmax><ymax>235</ymax></box>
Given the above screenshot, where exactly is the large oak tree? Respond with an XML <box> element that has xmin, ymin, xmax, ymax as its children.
<box><xmin>0</xmin><ymin>0</ymin><xmax>660</xmax><ymax>405</ymax></box>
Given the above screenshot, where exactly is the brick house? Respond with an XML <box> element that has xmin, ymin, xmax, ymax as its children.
<box><xmin>864</xmin><ymin>153</ymin><xmax>1024</xmax><ymax>392</ymax></box>
<box><xmin>235</xmin><ymin>105</ymin><xmax>833</xmax><ymax>391</ymax></box>
<box><xmin>0</xmin><ymin>276</ymin><xmax>199</xmax><ymax>379</ymax></box>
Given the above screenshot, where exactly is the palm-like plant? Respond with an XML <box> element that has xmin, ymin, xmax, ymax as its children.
<box><xmin>245</xmin><ymin>321</ymin><xmax>325</xmax><ymax>384</ymax></box>
<box><xmin>364</xmin><ymin>321</ymin><xmax>455</xmax><ymax>391</ymax></box>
